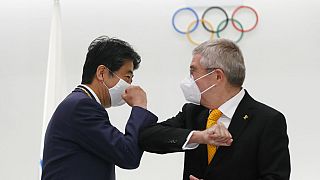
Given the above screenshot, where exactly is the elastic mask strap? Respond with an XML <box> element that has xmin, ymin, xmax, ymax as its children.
<box><xmin>201</xmin><ymin>84</ymin><xmax>216</xmax><ymax>94</ymax></box>
<box><xmin>104</xmin><ymin>67</ymin><xmax>121</xmax><ymax>80</ymax></box>
<box><xmin>194</xmin><ymin>70</ymin><xmax>214</xmax><ymax>82</ymax></box>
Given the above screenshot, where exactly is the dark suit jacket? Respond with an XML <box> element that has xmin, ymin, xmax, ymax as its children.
<box><xmin>41</xmin><ymin>86</ymin><xmax>158</xmax><ymax>180</ymax></box>
<box><xmin>139</xmin><ymin>91</ymin><xmax>290</xmax><ymax>180</ymax></box>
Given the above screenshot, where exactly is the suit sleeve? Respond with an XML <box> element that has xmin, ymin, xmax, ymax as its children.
<box><xmin>258</xmin><ymin>112</ymin><xmax>291</xmax><ymax>180</ymax></box>
<box><xmin>139</xmin><ymin>104</ymin><xmax>193</xmax><ymax>154</ymax></box>
<box><xmin>70</xmin><ymin>98</ymin><xmax>158</xmax><ymax>169</ymax></box>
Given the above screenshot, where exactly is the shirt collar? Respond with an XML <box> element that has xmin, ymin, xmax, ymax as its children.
<box><xmin>80</xmin><ymin>84</ymin><xmax>102</xmax><ymax>105</ymax></box>
<box><xmin>218</xmin><ymin>88</ymin><xmax>245</xmax><ymax>119</ymax></box>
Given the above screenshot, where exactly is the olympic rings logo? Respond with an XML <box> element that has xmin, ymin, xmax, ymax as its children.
<box><xmin>172</xmin><ymin>6</ymin><xmax>259</xmax><ymax>45</ymax></box>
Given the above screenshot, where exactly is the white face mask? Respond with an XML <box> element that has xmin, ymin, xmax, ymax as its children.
<box><xmin>180</xmin><ymin>71</ymin><xmax>216</xmax><ymax>105</ymax></box>
<box><xmin>103</xmin><ymin>73</ymin><xmax>130</xmax><ymax>107</ymax></box>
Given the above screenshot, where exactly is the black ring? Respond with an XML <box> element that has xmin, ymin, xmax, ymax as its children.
<box><xmin>201</xmin><ymin>6</ymin><xmax>229</xmax><ymax>33</ymax></box>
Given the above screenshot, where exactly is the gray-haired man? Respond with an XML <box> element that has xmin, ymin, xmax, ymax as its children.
<box><xmin>139</xmin><ymin>39</ymin><xmax>290</xmax><ymax>180</ymax></box>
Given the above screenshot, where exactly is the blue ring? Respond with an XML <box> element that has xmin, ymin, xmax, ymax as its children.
<box><xmin>172</xmin><ymin>7</ymin><xmax>199</xmax><ymax>34</ymax></box>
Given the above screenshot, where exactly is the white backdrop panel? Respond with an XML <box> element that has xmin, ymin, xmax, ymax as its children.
<box><xmin>1</xmin><ymin>0</ymin><xmax>320</xmax><ymax>180</ymax></box>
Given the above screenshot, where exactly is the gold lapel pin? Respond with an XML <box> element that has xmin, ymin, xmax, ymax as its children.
<box><xmin>243</xmin><ymin>115</ymin><xmax>249</xmax><ymax>120</ymax></box>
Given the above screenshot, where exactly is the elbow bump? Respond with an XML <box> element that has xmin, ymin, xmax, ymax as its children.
<box><xmin>123</xmin><ymin>157</ymin><xmax>141</xmax><ymax>169</ymax></box>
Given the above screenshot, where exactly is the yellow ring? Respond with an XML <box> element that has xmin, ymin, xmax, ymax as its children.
<box><xmin>186</xmin><ymin>19</ymin><xmax>214</xmax><ymax>46</ymax></box>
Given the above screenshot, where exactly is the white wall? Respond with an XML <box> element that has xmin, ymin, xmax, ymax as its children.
<box><xmin>0</xmin><ymin>0</ymin><xmax>50</xmax><ymax>179</ymax></box>
<box><xmin>1</xmin><ymin>0</ymin><xmax>320</xmax><ymax>179</ymax></box>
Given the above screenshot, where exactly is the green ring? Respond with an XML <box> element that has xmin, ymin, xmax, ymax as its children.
<box><xmin>217</xmin><ymin>19</ymin><xmax>244</xmax><ymax>43</ymax></box>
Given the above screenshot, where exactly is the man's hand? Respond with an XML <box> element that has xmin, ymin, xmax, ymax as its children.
<box><xmin>122</xmin><ymin>86</ymin><xmax>147</xmax><ymax>109</ymax></box>
<box><xmin>189</xmin><ymin>175</ymin><xmax>202</xmax><ymax>180</ymax></box>
<box><xmin>205</xmin><ymin>123</ymin><xmax>233</xmax><ymax>146</ymax></box>
<box><xmin>188</xmin><ymin>123</ymin><xmax>233</xmax><ymax>146</ymax></box>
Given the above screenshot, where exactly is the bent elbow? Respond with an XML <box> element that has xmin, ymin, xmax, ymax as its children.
<box><xmin>118</xmin><ymin>156</ymin><xmax>141</xmax><ymax>169</ymax></box>
<box><xmin>127</xmin><ymin>159</ymin><xmax>141</xmax><ymax>169</ymax></box>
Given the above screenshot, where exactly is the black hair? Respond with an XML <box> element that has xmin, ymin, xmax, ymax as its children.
<box><xmin>81</xmin><ymin>36</ymin><xmax>141</xmax><ymax>84</ymax></box>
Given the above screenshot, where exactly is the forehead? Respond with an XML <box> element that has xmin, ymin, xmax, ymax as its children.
<box><xmin>190</xmin><ymin>54</ymin><xmax>204</xmax><ymax>69</ymax></box>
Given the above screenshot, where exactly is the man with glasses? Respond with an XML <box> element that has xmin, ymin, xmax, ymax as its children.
<box><xmin>139</xmin><ymin>39</ymin><xmax>290</xmax><ymax>180</ymax></box>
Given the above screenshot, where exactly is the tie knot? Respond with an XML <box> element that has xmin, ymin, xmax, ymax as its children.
<box><xmin>208</xmin><ymin>109</ymin><xmax>222</xmax><ymax>122</ymax></box>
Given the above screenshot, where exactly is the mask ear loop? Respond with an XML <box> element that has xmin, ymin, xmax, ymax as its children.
<box><xmin>100</xmin><ymin>69</ymin><xmax>110</xmax><ymax>90</ymax></box>
<box><xmin>196</xmin><ymin>70</ymin><xmax>217</xmax><ymax>94</ymax></box>
<box><xmin>105</xmin><ymin>67</ymin><xmax>122</xmax><ymax>80</ymax></box>
<box><xmin>201</xmin><ymin>84</ymin><xmax>216</xmax><ymax>94</ymax></box>
<box><xmin>194</xmin><ymin>70</ymin><xmax>215</xmax><ymax>81</ymax></box>
<box><xmin>101</xmin><ymin>75</ymin><xmax>109</xmax><ymax>90</ymax></box>
<box><xmin>100</xmin><ymin>66</ymin><xmax>108</xmax><ymax>83</ymax></box>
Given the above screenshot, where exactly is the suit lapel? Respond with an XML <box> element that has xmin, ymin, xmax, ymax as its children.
<box><xmin>205</xmin><ymin>91</ymin><xmax>255</xmax><ymax>174</ymax></box>
<box><xmin>197</xmin><ymin>109</ymin><xmax>209</xmax><ymax>131</ymax></box>
<box><xmin>227</xmin><ymin>92</ymin><xmax>254</xmax><ymax>143</ymax></box>
<box><xmin>196</xmin><ymin>108</ymin><xmax>210</xmax><ymax>167</ymax></box>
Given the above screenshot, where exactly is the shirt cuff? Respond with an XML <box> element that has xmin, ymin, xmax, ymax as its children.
<box><xmin>182</xmin><ymin>131</ymin><xmax>199</xmax><ymax>150</ymax></box>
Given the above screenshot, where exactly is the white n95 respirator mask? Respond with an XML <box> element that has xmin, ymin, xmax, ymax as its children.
<box><xmin>180</xmin><ymin>71</ymin><xmax>216</xmax><ymax>105</ymax></box>
<box><xmin>108</xmin><ymin>78</ymin><xmax>130</xmax><ymax>107</ymax></box>
<box><xmin>103</xmin><ymin>73</ymin><xmax>130</xmax><ymax>107</ymax></box>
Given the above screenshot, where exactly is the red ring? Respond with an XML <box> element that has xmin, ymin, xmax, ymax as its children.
<box><xmin>231</xmin><ymin>6</ymin><xmax>259</xmax><ymax>32</ymax></box>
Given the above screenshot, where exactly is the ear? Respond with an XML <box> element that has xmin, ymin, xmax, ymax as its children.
<box><xmin>215</xmin><ymin>69</ymin><xmax>224</xmax><ymax>81</ymax></box>
<box><xmin>96</xmin><ymin>65</ymin><xmax>107</xmax><ymax>81</ymax></box>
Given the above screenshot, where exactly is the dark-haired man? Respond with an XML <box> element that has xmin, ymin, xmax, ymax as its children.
<box><xmin>41</xmin><ymin>36</ymin><xmax>158</xmax><ymax>180</ymax></box>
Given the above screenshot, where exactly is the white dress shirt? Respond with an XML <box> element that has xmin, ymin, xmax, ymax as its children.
<box><xmin>182</xmin><ymin>88</ymin><xmax>245</xmax><ymax>150</ymax></box>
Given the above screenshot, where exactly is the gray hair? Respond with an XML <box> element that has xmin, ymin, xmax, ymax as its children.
<box><xmin>193</xmin><ymin>38</ymin><xmax>246</xmax><ymax>87</ymax></box>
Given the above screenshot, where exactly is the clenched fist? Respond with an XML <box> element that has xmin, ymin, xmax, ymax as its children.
<box><xmin>121</xmin><ymin>85</ymin><xmax>147</xmax><ymax>109</ymax></box>
<box><xmin>188</xmin><ymin>122</ymin><xmax>233</xmax><ymax>146</ymax></box>
<box><xmin>204</xmin><ymin>123</ymin><xmax>233</xmax><ymax>146</ymax></box>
